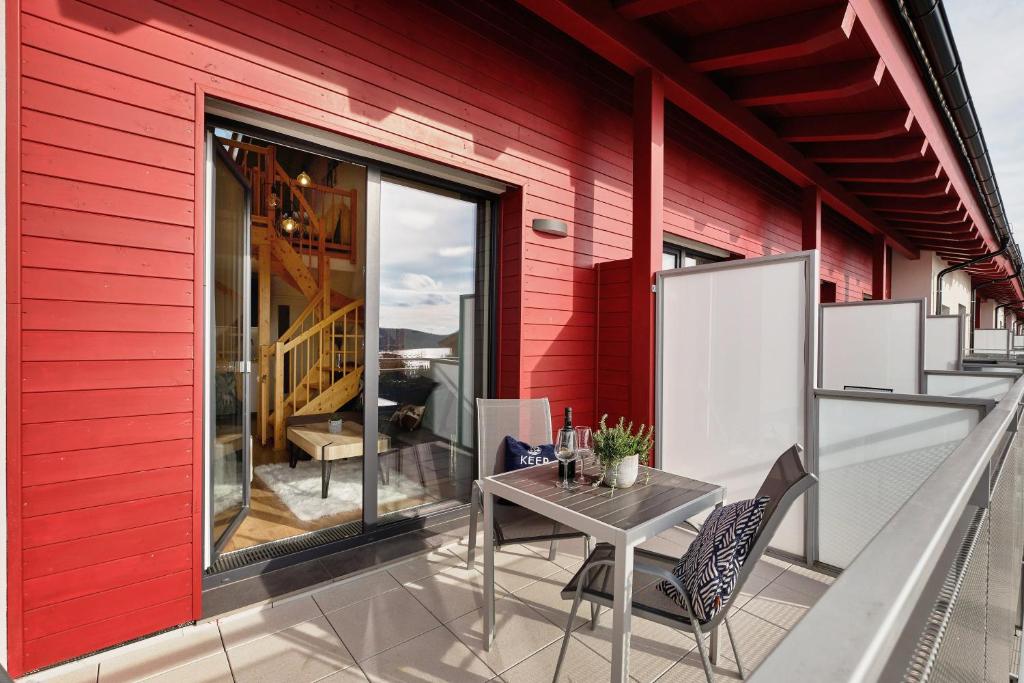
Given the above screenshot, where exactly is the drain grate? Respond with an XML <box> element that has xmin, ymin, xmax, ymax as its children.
<box><xmin>206</xmin><ymin>519</ymin><xmax>363</xmax><ymax>574</ymax></box>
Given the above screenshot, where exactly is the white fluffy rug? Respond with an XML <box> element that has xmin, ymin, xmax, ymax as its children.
<box><xmin>254</xmin><ymin>459</ymin><xmax>433</xmax><ymax>522</ymax></box>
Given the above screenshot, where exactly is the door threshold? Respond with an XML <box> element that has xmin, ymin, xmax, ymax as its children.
<box><xmin>201</xmin><ymin>506</ymin><xmax>470</xmax><ymax>618</ymax></box>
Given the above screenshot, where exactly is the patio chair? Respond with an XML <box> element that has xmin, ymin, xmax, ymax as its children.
<box><xmin>466</xmin><ymin>398</ymin><xmax>589</xmax><ymax>569</ymax></box>
<box><xmin>552</xmin><ymin>444</ymin><xmax>816</xmax><ymax>683</ymax></box>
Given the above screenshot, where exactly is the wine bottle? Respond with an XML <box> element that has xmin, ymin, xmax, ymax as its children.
<box><xmin>557</xmin><ymin>406</ymin><xmax>576</xmax><ymax>482</ymax></box>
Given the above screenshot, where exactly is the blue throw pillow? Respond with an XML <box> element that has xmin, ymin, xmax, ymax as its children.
<box><xmin>503</xmin><ymin>436</ymin><xmax>556</xmax><ymax>471</ymax></box>
<box><xmin>657</xmin><ymin>496</ymin><xmax>769</xmax><ymax>623</ymax></box>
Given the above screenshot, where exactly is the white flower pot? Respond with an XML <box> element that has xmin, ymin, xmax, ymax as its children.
<box><xmin>602</xmin><ymin>454</ymin><xmax>639</xmax><ymax>488</ymax></box>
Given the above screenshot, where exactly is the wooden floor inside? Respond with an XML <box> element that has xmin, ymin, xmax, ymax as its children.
<box><xmin>221</xmin><ymin>419</ymin><xmax>472</xmax><ymax>553</ymax></box>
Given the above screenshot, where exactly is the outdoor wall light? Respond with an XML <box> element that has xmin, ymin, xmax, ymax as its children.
<box><xmin>531</xmin><ymin>217</ymin><xmax>568</xmax><ymax>237</ymax></box>
<box><xmin>296</xmin><ymin>171</ymin><xmax>312</xmax><ymax>187</ymax></box>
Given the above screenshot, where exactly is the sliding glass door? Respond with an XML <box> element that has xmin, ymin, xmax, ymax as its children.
<box><xmin>204</xmin><ymin>118</ymin><xmax>492</xmax><ymax>564</ymax></box>
<box><xmin>373</xmin><ymin>178</ymin><xmax>488</xmax><ymax>519</ymax></box>
<box><xmin>207</xmin><ymin>138</ymin><xmax>252</xmax><ymax>562</ymax></box>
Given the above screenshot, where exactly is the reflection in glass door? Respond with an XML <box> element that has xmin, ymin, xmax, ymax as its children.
<box><xmin>208</xmin><ymin>140</ymin><xmax>253</xmax><ymax>561</ymax></box>
<box><xmin>375</xmin><ymin>178</ymin><xmax>488</xmax><ymax>518</ymax></box>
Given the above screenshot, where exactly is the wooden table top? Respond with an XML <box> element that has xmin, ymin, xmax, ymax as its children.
<box><xmin>286</xmin><ymin>421</ymin><xmax>391</xmax><ymax>461</ymax></box>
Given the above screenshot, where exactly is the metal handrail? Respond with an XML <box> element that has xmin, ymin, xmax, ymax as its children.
<box><xmin>752</xmin><ymin>374</ymin><xmax>1024</xmax><ymax>682</ymax></box>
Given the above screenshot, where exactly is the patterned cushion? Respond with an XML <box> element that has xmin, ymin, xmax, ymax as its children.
<box><xmin>657</xmin><ymin>497</ymin><xmax>769</xmax><ymax>623</ymax></box>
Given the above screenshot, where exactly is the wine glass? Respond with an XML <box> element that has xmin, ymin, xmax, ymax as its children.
<box><xmin>555</xmin><ymin>424</ymin><xmax>578</xmax><ymax>490</ymax></box>
<box><xmin>575</xmin><ymin>426</ymin><xmax>593</xmax><ymax>481</ymax></box>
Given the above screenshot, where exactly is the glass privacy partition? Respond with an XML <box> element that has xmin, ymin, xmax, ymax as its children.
<box><xmin>656</xmin><ymin>251</ymin><xmax>817</xmax><ymax>557</ymax></box>
<box><xmin>973</xmin><ymin>328</ymin><xmax>1011</xmax><ymax>356</ymax></box>
<box><xmin>819</xmin><ymin>299</ymin><xmax>926</xmax><ymax>394</ymax></box>
<box><xmin>924</xmin><ymin>314</ymin><xmax>963</xmax><ymax>372</ymax></box>
<box><xmin>925</xmin><ymin>370</ymin><xmax>1016</xmax><ymax>401</ymax></box>
<box><xmin>815</xmin><ymin>390</ymin><xmax>990</xmax><ymax>568</ymax></box>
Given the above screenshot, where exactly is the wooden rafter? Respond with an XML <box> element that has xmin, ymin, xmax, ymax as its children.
<box><xmin>685</xmin><ymin>4</ymin><xmax>858</xmax><ymax>72</ymax></box>
<box><xmin>851</xmin><ymin>179</ymin><xmax>951</xmax><ymax>197</ymax></box>
<box><xmin>776</xmin><ymin>110</ymin><xmax>915</xmax><ymax>142</ymax></box>
<box><xmin>864</xmin><ymin>196</ymin><xmax>962</xmax><ymax>214</ymax></box>
<box><xmin>800</xmin><ymin>138</ymin><xmax>929</xmax><ymax>163</ymax></box>
<box><xmin>730</xmin><ymin>58</ymin><xmax>885</xmax><ymax>106</ymax></box>
<box><xmin>828</xmin><ymin>160</ymin><xmax>941</xmax><ymax>183</ymax></box>
<box><xmin>614</xmin><ymin>0</ymin><xmax>701</xmax><ymax>19</ymax></box>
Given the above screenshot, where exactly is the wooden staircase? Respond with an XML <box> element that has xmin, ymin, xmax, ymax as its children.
<box><xmin>217</xmin><ymin>135</ymin><xmax>364</xmax><ymax>450</ymax></box>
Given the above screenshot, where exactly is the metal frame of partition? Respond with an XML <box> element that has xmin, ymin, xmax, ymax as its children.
<box><xmin>925</xmin><ymin>312</ymin><xmax>965</xmax><ymax>371</ymax></box>
<box><xmin>818</xmin><ymin>297</ymin><xmax>928</xmax><ymax>394</ymax></box>
<box><xmin>655</xmin><ymin>249</ymin><xmax>819</xmax><ymax>560</ymax></box>
<box><xmin>752</xmin><ymin>376</ymin><xmax>1024</xmax><ymax>682</ymax></box>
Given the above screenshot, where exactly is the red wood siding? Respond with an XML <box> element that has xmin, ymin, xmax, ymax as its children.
<box><xmin>7</xmin><ymin>0</ymin><xmax>879</xmax><ymax>673</ymax></box>
<box><xmin>595</xmin><ymin>260</ymin><xmax>632</xmax><ymax>426</ymax></box>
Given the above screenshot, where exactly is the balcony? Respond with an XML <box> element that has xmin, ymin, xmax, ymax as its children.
<box><xmin>28</xmin><ymin>252</ymin><xmax>1024</xmax><ymax>682</ymax></box>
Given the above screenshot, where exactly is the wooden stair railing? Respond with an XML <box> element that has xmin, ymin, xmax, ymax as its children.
<box><xmin>258</xmin><ymin>287</ymin><xmax>329</xmax><ymax>444</ymax></box>
<box><xmin>273</xmin><ymin>298</ymin><xmax>365</xmax><ymax>449</ymax></box>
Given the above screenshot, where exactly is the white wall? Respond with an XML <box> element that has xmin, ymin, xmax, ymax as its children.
<box><xmin>980</xmin><ymin>299</ymin><xmax>997</xmax><ymax>329</ymax></box>
<box><xmin>891</xmin><ymin>250</ymin><xmax>971</xmax><ymax>319</ymax></box>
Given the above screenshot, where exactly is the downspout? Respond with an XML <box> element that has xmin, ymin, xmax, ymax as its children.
<box><xmin>900</xmin><ymin>0</ymin><xmax>1024</xmax><ymax>305</ymax></box>
<box><xmin>936</xmin><ymin>242</ymin><xmax>1007</xmax><ymax>316</ymax></box>
<box><xmin>970</xmin><ymin>269</ymin><xmax>1018</xmax><ymax>329</ymax></box>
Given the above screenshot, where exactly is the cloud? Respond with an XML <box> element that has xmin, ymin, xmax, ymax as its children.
<box><xmin>394</xmin><ymin>208</ymin><xmax>437</xmax><ymax>231</ymax></box>
<box><xmin>400</xmin><ymin>273</ymin><xmax>441</xmax><ymax>291</ymax></box>
<box><xmin>439</xmin><ymin>245</ymin><xmax>473</xmax><ymax>258</ymax></box>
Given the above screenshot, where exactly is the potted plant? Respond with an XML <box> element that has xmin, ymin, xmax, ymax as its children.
<box><xmin>593</xmin><ymin>415</ymin><xmax>653</xmax><ymax>490</ymax></box>
<box><xmin>328</xmin><ymin>412</ymin><xmax>344</xmax><ymax>434</ymax></box>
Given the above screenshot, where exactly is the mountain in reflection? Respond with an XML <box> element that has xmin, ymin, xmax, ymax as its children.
<box><xmin>379</xmin><ymin>327</ymin><xmax>457</xmax><ymax>353</ymax></box>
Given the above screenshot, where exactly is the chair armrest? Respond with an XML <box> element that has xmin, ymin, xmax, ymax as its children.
<box><xmin>633</xmin><ymin>560</ymin><xmax>687</xmax><ymax>597</ymax></box>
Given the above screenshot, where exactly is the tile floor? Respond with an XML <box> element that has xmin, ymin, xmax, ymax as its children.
<box><xmin>22</xmin><ymin>528</ymin><xmax>834</xmax><ymax>683</ymax></box>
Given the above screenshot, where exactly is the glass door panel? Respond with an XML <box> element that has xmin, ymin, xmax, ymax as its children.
<box><xmin>209</xmin><ymin>140</ymin><xmax>252</xmax><ymax>558</ymax></box>
<box><xmin>376</xmin><ymin>178</ymin><xmax>484</xmax><ymax>518</ymax></box>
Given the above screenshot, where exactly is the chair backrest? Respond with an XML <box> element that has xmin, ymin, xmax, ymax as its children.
<box><xmin>476</xmin><ymin>398</ymin><xmax>553</xmax><ymax>479</ymax></box>
<box><xmin>714</xmin><ymin>443</ymin><xmax>817</xmax><ymax>624</ymax></box>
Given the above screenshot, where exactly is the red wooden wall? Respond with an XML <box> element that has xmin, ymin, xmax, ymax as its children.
<box><xmin>7</xmin><ymin>0</ymin><xmax>875</xmax><ymax>673</ymax></box>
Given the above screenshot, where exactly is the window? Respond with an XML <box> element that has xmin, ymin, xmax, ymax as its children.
<box><xmin>662</xmin><ymin>242</ymin><xmax>724</xmax><ymax>270</ymax></box>
<box><xmin>820</xmin><ymin>280</ymin><xmax>837</xmax><ymax>304</ymax></box>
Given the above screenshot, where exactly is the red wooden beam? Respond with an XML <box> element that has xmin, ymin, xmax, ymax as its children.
<box><xmin>802</xmin><ymin>186</ymin><xmax>822</xmax><ymax>250</ymax></box>
<box><xmin>864</xmin><ymin>196</ymin><xmax>962</xmax><ymax>214</ymax></box>
<box><xmin>851</xmin><ymin>179</ymin><xmax>951</xmax><ymax>198</ymax></box>
<box><xmin>614</xmin><ymin>0</ymin><xmax>700</xmax><ymax>20</ymax></box>
<box><xmin>800</xmin><ymin>137</ymin><xmax>929</xmax><ymax>163</ymax></box>
<box><xmin>685</xmin><ymin>4</ymin><xmax>858</xmax><ymax>72</ymax></box>
<box><xmin>513</xmin><ymin>0</ymin><xmax>918</xmax><ymax>257</ymax></box>
<box><xmin>889</xmin><ymin>218</ymin><xmax>973</xmax><ymax>232</ymax></box>
<box><xmin>730</xmin><ymin>59</ymin><xmax>885</xmax><ymax>107</ymax></box>
<box><xmin>829</xmin><ymin>160</ymin><xmax>941</xmax><ymax>183</ymax></box>
<box><xmin>881</xmin><ymin>209</ymin><xmax>967</xmax><ymax>224</ymax></box>
<box><xmin>776</xmin><ymin>110</ymin><xmax>915</xmax><ymax>142</ymax></box>
<box><xmin>630</xmin><ymin>69</ymin><xmax>663</xmax><ymax>430</ymax></box>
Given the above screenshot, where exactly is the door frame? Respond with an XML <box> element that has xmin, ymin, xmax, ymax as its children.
<box><xmin>201</xmin><ymin>109</ymin><xmax>500</xmax><ymax>565</ymax></box>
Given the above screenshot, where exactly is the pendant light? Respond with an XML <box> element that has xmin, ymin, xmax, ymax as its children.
<box><xmin>296</xmin><ymin>171</ymin><xmax>312</xmax><ymax>187</ymax></box>
<box><xmin>281</xmin><ymin>213</ymin><xmax>298</xmax><ymax>233</ymax></box>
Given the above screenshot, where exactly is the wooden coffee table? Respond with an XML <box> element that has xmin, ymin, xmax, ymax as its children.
<box><xmin>286</xmin><ymin>421</ymin><xmax>392</xmax><ymax>498</ymax></box>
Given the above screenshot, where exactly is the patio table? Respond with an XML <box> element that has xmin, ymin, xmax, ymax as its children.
<box><xmin>481</xmin><ymin>462</ymin><xmax>724</xmax><ymax>682</ymax></box>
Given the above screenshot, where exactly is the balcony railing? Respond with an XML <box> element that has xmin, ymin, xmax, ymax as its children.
<box><xmin>753</xmin><ymin>374</ymin><xmax>1024</xmax><ymax>681</ymax></box>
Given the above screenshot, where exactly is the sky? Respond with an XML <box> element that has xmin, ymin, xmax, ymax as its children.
<box><xmin>944</xmin><ymin>1</ymin><xmax>1024</xmax><ymax>239</ymax></box>
<box><xmin>378</xmin><ymin>180</ymin><xmax>477</xmax><ymax>336</ymax></box>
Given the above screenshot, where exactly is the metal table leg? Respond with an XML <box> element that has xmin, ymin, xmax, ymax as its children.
<box><xmin>483</xmin><ymin>486</ymin><xmax>495</xmax><ymax>649</ymax></box>
<box><xmin>610</xmin><ymin>540</ymin><xmax>634</xmax><ymax>682</ymax></box>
